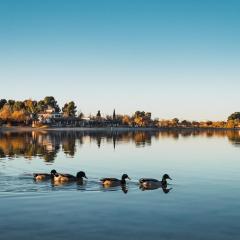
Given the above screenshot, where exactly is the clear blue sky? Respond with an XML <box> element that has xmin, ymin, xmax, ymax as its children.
<box><xmin>0</xmin><ymin>0</ymin><xmax>239</xmax><ymax>120</ymax></box>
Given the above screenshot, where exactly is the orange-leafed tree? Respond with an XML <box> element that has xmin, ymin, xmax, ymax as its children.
<box><xmin>122</xmin><ymin>115</ymin><xmax>131</xmax><ymax>125</ymax></box>
<box><xmin>12</xmin><ymin>110</ymin><xmax>27</xmax><ymax>122</ymax></box>
<box><xmin>0</xmin><ymin>105</ymin><xmax>12</xmax><ymax>121</ymax></box>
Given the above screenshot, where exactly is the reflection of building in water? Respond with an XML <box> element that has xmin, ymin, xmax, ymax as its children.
<box><xmin>34</xmin><ymin>133</ymin><xmax>60</xmax><ymax>154</ymax></box>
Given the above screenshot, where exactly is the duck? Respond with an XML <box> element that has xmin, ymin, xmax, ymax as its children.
<box><xmin>139</xmin><ymin>174</ymin><xmax>172</xmax><ymax>189</ymax></box>
<box><xmin>33</xmin><ymin>169</ymin><xmax>57</xmax><ymax>181</ymax></box>
<box><xmin>100</xmin><ymin>174</ymin><xmax>131</xmax><ymax>187</ymax></box>
<box><xmin>53</xmin><ymin>171</ymin><xmax>88</xmax><ymax>183</ymax></box>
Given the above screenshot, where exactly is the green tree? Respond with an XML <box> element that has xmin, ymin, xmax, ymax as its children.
<box><xmin>37</xmin><ymin>100</ymin><xmax>45</xmax><ymax>112</ymax></box>
<box><xmin>62</xmin><ymin>101</ymin><xmax>77</xmax><ymax>117</ymax></box>
<box><xmin>113</xmin><ymin>109</ymin><xmax>116</xmax><ymax>120</ymax></box>
<box><xmin>13</xmin><ymin>101</ymin><xmax>25</xmax><ymax>111</ymax></box>
<box><xmin>43</xmin><ymin>96</ymin><xmax>60</xmax><ymax>112</ymax></box>
<box><xmin>97</xmin><ymin>110</ymin><xmax>101</xmax><ymax>118</ymax></box>
<box><xmin>7</xmin><ymin>100</ymin><xmax>15</xmax><ymax>110</ymax></box>
<box><xmin>78</xmin><ymin>112</ymin><xmax>84</xmax><ymax>119</ymax></box>
<box><xmin>24</xmin><ymin>99</ymin><xmax>38</xmax><ymax>114</ymax></box>
<box><xmin>228</xmin><ymin>112</ymin><xmax>240</xmax><ymax>121</ymax></box>
<box><xmin>0</xmin><ymin>99</ymin><xmax>7</xmax><ymax>110</ymax></box>
<box><xmin>172</xmin><ymin>118</ymin><xmax>179</xmax><ymax>126</ymax></box>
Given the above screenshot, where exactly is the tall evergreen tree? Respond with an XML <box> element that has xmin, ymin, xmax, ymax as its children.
<box><xmin>113</xmin><ymin>109</ymin><xmax>116</xmax><ymax>120</ymax></box>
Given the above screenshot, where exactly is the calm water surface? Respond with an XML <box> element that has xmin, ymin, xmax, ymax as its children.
<box><xmin>0</xmin><ymin>130</ymin><xmax>240</xmax><ymax>240</ymax></box>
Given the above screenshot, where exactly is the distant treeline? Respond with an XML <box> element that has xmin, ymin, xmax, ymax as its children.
<box><xmin>0</xmin><ymin>96</ymin><xmax>240</xmax><ymax>128</ymax></box>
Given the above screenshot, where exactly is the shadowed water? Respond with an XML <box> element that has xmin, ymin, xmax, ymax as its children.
<box><xmin>0</xmin><ymin>129</ymin><xmax>240</xmax><ymax>240</ymax></box>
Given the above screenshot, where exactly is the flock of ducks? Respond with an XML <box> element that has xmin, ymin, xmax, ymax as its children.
<box><xmin>33</xmin><ymin>170</ymin><xmax>172</xmax><ymax>191</ymax></box>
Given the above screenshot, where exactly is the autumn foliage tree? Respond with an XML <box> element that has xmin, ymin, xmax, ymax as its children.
<box><xmin>0</xmin><ymin>105</ymin><xmax>12</xmax><ymax>121</ymax></box>
<box><xmin>122</xmin><ymin>115</ymin><xmax>131</xmax><ymax>126</ymax></box>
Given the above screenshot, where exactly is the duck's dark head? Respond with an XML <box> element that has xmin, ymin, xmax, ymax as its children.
<box><xmin>162</xmin><ymin>174</ymin><xmax>172</xmax><ymax>181</ymax></box>
<box><xmin>121</xmin><ymin>174</ymin><xmax>131</xmax><ymax>185</ymax></box>
<box><xmin>122</xmin><ymin>174</ymin><xmax>131</xmax><ymax>180</ymax></box>
<box><xmin>76</xmin><ymin>171</ymin><xmax>88</xmax><ymax>179</ymax></box>
<box><xmin>50</xmin><ymin>169</ymin><xmax>57</xmax><ymax>176</ymax></box>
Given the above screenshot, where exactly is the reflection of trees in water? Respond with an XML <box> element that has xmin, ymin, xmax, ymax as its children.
<box><xmin>133</xmin><ymin>132</ymin><xmax>151</xmax><ymax>147</ymax></box>
<box><xmin>0</xmin><ymin>131</ymin><xmax>60</xmax><ymax>162</ymax></box>
<box><xmin>156</xmin><ymin>129</ymin><xmax>231</xmax><ymax>139</ymax></box>
<box><xmin>226</xmin><ymin>131</ymin><xmax>240</xmax><ymax>146</ymax></box>
<box><xmin>0</xmin><ymin>129</ymin><xmax>240</xmax><ymax>161</ymax></box>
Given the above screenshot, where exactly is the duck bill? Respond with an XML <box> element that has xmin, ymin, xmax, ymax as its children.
<box><xmin>127</xmin><ymin>177</ymin><xmax>131</xmax><ymax>180</ymax></box>
<box><xmin>84</xmin><ymin>176</ymin><xmax>88</xmax><ymax>179</ymax></box>
<box><xmin>168</xmin><ymin>177</ymin><xmax>172</xmax><ymax>180</ymax></box>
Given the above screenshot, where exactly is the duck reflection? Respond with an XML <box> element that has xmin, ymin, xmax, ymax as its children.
<box><xmin>140</xmin><ymin>185</ymin><xmax>172</xmax><ymax>194</ymax></box>
<box><xmin>50</xmin><ymin>180</ymin><xmax>88</xmax><ymax>191</ymax></box>
<box><xmin>100</xmin><ymin>185</ymin><xmax>129</xmax><ymax>194</ymax></box>
<box><xmin>121</xmin><ymin>185</ymin><xmax>128</xmax><ymax>194</ymax></box>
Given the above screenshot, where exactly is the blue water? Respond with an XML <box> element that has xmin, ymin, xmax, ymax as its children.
<box><xmin>0</xmin><ymin>130</ymin><xmax>240</xmax><ymax>240</ymax></box>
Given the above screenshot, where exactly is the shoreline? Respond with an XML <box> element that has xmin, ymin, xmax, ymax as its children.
<box><xmin>0</xmin><ymin>126</ymin><xmax>240</xmax><ymax>133</ymax></box>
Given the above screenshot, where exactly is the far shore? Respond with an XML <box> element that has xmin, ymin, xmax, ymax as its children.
<box><xmin>0</xmin><ymin>126</ymin><xmax>240</xmax><ymax>133</ymax></box>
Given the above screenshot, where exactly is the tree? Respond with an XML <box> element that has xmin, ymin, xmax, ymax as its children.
<box><xmin>172</xmin><ymin>118</ymin><xmax>179</xmax><ymax>126</ymax></box>
<box><xmin>7</xmin><ymin>100</ymin><xmax>15</xmax><ymax>110</ymax></box>
<box><xmin>122</xmin><ymin>115</ymin><xmax>131</xmax><ymax>125</ymax></box>
<box><xmin>181</xmin><ymin>120</ymin><xmax>192</xmax><ymax>127</ymax></box>
<box><xmin>228</xmin><ymin>112</ymin><xmax>240</xmax><ymax>121</ymax></box>
<box><xmin>134</xmin><ymin>111</ymin><xmax>145</xmax><ymax>118</ymax></box>
<box><xmin>24</xmin><ymin>99</ymin><xmax>38</xmax><ymax>114</ymax></box>
<box><xmin>133</xmin><ymin>111</ymin><xmax>152</xmax><ymax>127</ymax></box>
<box><xmin>0</xmin><ymin>99</ymin><xmax>7</xmax><ymax>110</ymax></box>
<box><xmin>144</xmin><ymin>112</ymin><xmax>152</xmax><ymax>126</ymax></box>
<box><xmin>192</xmin><ymin>121</ymin><xmax>200</xmax><ymax>127</ymax></box>
<box><xmin>43</xmin><ymin>96</ymin><xmax>60</xmax><ymax>112</ymax></box>
<box><xmin>113</xmin><ymin>109</ymin><xmax>116</xmax><ymax>120</ymax></box>
<box><xmin>145</xmin><ymin>112</ymin><xmax>151</xmax><ymax>119</ymax></box>
<box><xmin>13</xmin><ymin>101</ymin><xmax>25</xmax><ymax>111</ymax></box>
<box><xmin>12</xmin><ymin>110</ymin><xmax>27</xmax><ymax>122</ymax></box>
<box><xmin>62</xmin><ymin>101</ymin><xmax>77</xmax><ymax>117</ymax></box>
<box><xmin>96</xmin><ymin>110</ymin><xmax>101</xmax><ymax>118</ymax></box>
<box><xmin>78</xmin><ymin>112</ymin><xmax>84</xmax><ymax>119</ymax></box>
<box><xmin>206</xmin><ymin>121</ymin><xmax>213</xmax><ymax>126</ymax></box>
<box><xmin>226</xmin><ymin>120</ymin><xmax>235</xmax><ymax>128</ymax></box>
<box><xmin>134</xmin><ymin>116</ymin><xmax>144</xmax><ymax>127</ymax></box>
<box><xmin>37</xmin><ymin>100</ymin><xmax>45</xmax><ymax>113</ymax></box>
<box><xmin>0</xmin><ymin>105</ymin><xmax>12</xmax><ymax>121</ymax></box>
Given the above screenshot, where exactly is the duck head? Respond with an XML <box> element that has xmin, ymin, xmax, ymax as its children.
<box><xmin>76</xmin><ymin>171</ymin><xmax>88</xmax><ymax>179</ymax></box>
<box><xmin>50</xmin><ymin>169</ymin><xmax>57</xmax><ymax>176</ymax></box>
<box><xmin>162</xmin><ymin>174</ymin><xmax>172</xmax><ymax>181</ymax></box>
<box><xmin>122</xmin><ymin>174</ymin><xmax>131</xmax><ymax>180</ymax></box>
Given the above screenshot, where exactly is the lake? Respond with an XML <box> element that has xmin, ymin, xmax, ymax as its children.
<box><xmin>0</xmin><ymin>129</ymin><xmax>240</xmax><ymax>240</ymax></box>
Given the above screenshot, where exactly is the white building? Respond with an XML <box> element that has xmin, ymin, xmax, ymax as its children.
<box><xmin>38</xmin><ymin>106</ymin><xmax>62</xmax><ymax>123</ymax></box>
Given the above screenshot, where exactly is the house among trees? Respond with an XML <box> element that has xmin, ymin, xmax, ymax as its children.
<box><xmin>38</xmin><ymin>106</ymin><xmax>62</xmax><ymax>124</ymax></box>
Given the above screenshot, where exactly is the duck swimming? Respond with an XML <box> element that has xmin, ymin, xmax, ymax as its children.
<box><xmin>33</xmin><ymin>169</ymin><xmax>57</xmax><ymax>181</ymax></box>
<box><xmin>139</xmin><ymin>174</ymin><xmax>172</xmax><ymax>189</ymax></box>
<box><xmin>101</xmin><ymin>174</ymin><xmax>131</xmax><ymax>187</ymax></box>
<box><xmin>53</xmin><ymin>171</ymin><xmax>88</xmax><ymax>183</ymax></box>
